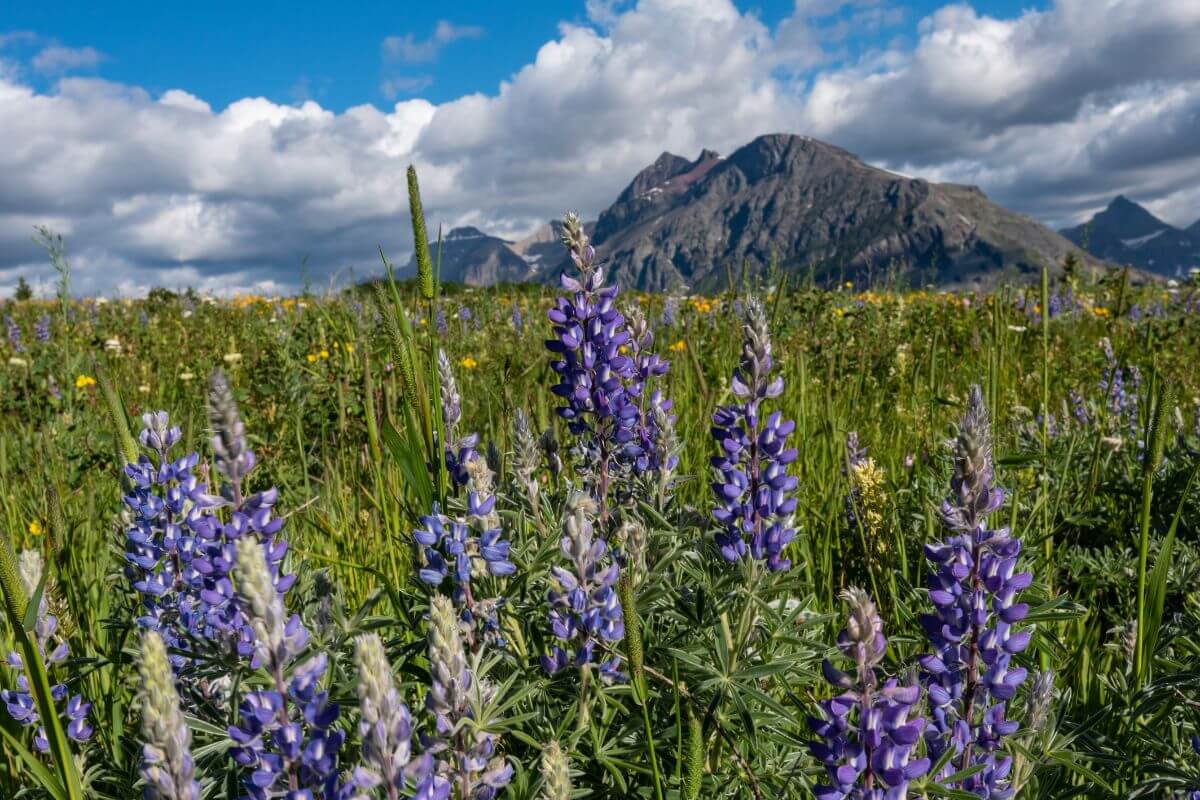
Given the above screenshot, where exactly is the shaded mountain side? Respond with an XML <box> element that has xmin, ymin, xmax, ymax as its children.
<box><xmin>1061</xmin><ymin>196</ymin><xmax>1199</xmax><ymax>278</ymax></box>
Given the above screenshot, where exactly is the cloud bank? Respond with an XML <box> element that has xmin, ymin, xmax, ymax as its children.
<box><xmin>1</xmin><ymin>0</ymin><xmax>1197</xmax><ymax>296</ymax></box>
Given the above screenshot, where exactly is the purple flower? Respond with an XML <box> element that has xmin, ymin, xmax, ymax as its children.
<box><xmin>35</xmin><ymin>314</ymin><xmax>50</xmax><ymax>343</ymax></box>
<box><xmin>510</xmin><ymin>302</ymin><xmax>522</xmax><ymax>335</ymax></box>
<box><xmin>541</xmin><ymin>493</ymin><xmax>624</xmax><ymax>681</ymax></box>
<box><xmin>919</xmin><ymin>386</ymin><xmax>1029</xmax><ymax>798</ymax></box>
<box><xmin>227</xmin><ymin>539</ymin><xmax>345</xmax><ymax>799</ymax></box>
<box><xmin>6</xmin><ymin>315</ymin><xmax>22</xmax><ymax>352</ymax></box>
<box><xmin>413</xmin><ymin>457</ymin><xmax>514</xmax><ymax>649</ymax></box>
<box><xmin>425</xmin><ymin>595</ymin><xmax>512</xmax><ymax>799</ymax></box>
<box><xmin>545</xmin><ymin>213</ymin><xmax>669</xmax><ymax>511</ymax></box>
<box><xmin>1</xmin><ymin>550</ymin><xmax>94</xmax><ymax>754</ymax></box>
<box><xmin>122</xmin><ymin>412</ymin><xmax>223</xmax><ymax>671</ymax></box>
<box><xmin>809</xmin><ymin>588</ymin><xmax>929</xmax><ymax>799</ymax></box>
<box><xmin>710</xmin><ymin>298</ymin><xmax>798</xmax><ymax>570</ymax></box>
<box><xmin>351</xmin><ymin>633</ymin><xmax>448</xmax><ymax>800</ymax></box>
<box><xmin>437</xmin><ymin>349</ymin><xmax>479</xmax><ymax>488</ymax></box>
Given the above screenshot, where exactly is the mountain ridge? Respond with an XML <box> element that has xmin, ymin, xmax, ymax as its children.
<box><xmin>1060</xmin><ymin>196</ymin><xmax>1198</xmax><ymax>277</ymax></box>
<box><xmin>409</xmin><ymin>132</ymin><xmax>1120</xmax><ymax>291</ymax></box>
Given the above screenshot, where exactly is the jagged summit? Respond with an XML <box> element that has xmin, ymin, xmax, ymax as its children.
<box><xmin>1061</xmin><ymin>196</ymin><xmax>1198</xmax><ymax>277</ymax></box>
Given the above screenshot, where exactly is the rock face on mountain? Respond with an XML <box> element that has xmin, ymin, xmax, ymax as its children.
<box><xmin>404</xmin><ymin>226</ymin><xmax>532</xmax><ymax>286</ymax></box>
<box><xmin>1061</xmin><ymin>196</ymin><xmax>1199</xmax><ymax>277</ymax></box>
<box><xmin>584</xmin><ymin>134</ymin><xmax>1097</xmax><ymax>291</ymax></box>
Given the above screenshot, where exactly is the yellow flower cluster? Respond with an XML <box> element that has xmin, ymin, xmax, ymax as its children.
<box><xmin>75</xmin><ymin>374</ymin><xmax>97</xmax><ymax>389</ymax></box>
<box><xmin>689</xmin><ymin>297</ymin><xmax>716</xmax><ymax>314</ymax></box>
<box><xmin>459</xmin><ymin>356</ymin><xmax>478</xmax><ymax>370</ymax></box>
<box><xmin>850</xmin><ymin>458</ymin><xmax>887</xmax><ymax>544</ymax></box>
<box><xmin>669</xmin><ymin>340</ymin><xmax>686</xmax><ymax>352</ymax></box>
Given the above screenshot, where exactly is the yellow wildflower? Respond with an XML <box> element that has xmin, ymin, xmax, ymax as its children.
<box><xmin>669</xmin><ymin>340</ymin><xmax>686</xmax><ymax>352</ymax></box>
<box><xmin>307</xmin><ymin>353</ymin><xmax>318</xmax><ymax>363</ymax></box>
<box><xmin>28</xmin><ymin>520</ymin><xmax>43</xmax><ymax>536</ymax></box>
<box><xmin>459</xmin><ymin>356</ymin><xmax>478</xmax><ymax>370</ymax></box>
<box><xmin>319</xmin><ymin>349</ymin><xmax>329</xmax><ymax>360</ymax></box>
<box><xmin>75</xmin><ymin>374</ymin><xmax>97</xmax><ymax>389</ymax></box>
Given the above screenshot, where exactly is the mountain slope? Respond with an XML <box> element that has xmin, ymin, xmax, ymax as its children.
<box><xmin>403</xmin><ymin>226</ymin><xmax>533</xmax><ymax>286</ymax></box>
<box><xmin>1060</xmin><ymin>196</ymin><xmax>1199</xmax><ymax>277</ymax></box>
<box><xmin>583</xmin><ymin>134</ymin><xmax>1096</xmax><ymax>291</ymax></box>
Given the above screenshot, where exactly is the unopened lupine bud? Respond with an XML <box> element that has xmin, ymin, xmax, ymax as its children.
<box><xmin>207</xmin><ymin>369</ymin><xmax>255</xmax><ymax>489</ymax></box>
<box><xmin>354</xmin><ymin>633</ymin><xmax>418</xmax><ymax>795</ymax></box>
<box><xmin>139</xmin><ymin>630</ymin><xmax>201</xmax><ymax>800</ymax></box>
<box><xmin>538</xmin><ymin>741</ymin><xmax>571</xmax><ymax>800</ymax></box>
<box><xmin>234</xmin><ymin>537</ymin><xmax>306</xmax><ymax>671</ymax></box>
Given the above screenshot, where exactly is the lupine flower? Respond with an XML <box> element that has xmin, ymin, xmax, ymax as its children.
<box><xmin>139</xmin><ymin>630</ymin><xmax>202</xmax><ymax>800</ymax></box>
<box><xmin>660</xmin><ymin>295</ymin><xmax>679</xmax><ymax>328</ymax></box>
<box><xmin>436</xmin><ymin>307</ymin><xmax>449</xmax><ymax>337</ymax></box>
<box><xmin>808</xmin><ymin>588</ymin><xmax>929</xmax><ymax>799</ymax></box>
<box><xmin>545</xmin><ymin>212</ymin><xmax>648</xmax><ymax>509</ymax></box>
<box><xmin>425</xmin><ymin>595</ymin><xmax>513</xmax><ymax>799</ymax></box>
<box><xmin>414</xmin><ymin>456</ymin><xmax>514</xmax><ymax>648</ymax></box>
<box><xmin>710</xmin><ymin>297</ymin><xmax>798</xmax><ymax>570</ymax></box>
<box><xmin>228</xmin><ymin>538</ymin><xmax>345</xmax><ymax>799</ymax></box>
<box><xmin>437</xmin><ymin>349</ymin><xmax>480</xmax><ymax>487</ymax></box>
<box><xmin>2</xmin><ymin>549</ymin><xmax>93</xmax><ymax>754</ymax></box>
<box><xmin>510</xmin><ymin>302</ymin><xmax>523</xmax><ymax>335</ymax></box>
<box><xmin>538</xmin><ymin>742</ymin><xmax>571</xmax><ymax>800</ymax></box>
<box><xmin>1098</xmin><ymin>338</ymin><xmax>1139</xmax><ymax>433</ymax></box>
<box><xmin>538</xmin><ymin>428</ymin><xmax>562</xmax><ymax>481</ymax></box>
<box><xmin>122</xmin><ymin>412</ymin><xmax>224</xmax><ymax>671</ymax></box>
<box><xmin>919</xmin><ymin>385</ymin><xmax>1030</xmax><ymax>797</ymax></box>
<box><xmin>206</xmin><ymin>370</ymin><xmax>255</xmax><ymax>502</ymax></box>
<box><xmin>34</xmin><ymin>314</ymin><xmax>50</xmax><ymax>343</ymax></box>
<box><xmin>624</xmin><ymin>306</ymin><xmax>675</xmax><ymax>476</ymax></box>
<box><xmin>541</xmin><ymin>493</ymin><xmax>623</xmax><ymax>681</ymax></box>
<box><xmin>351</xmin><ymin>633</ymin><xmax>445</xmax><ymax>800</ymax></box>
<box><xmin>511</xmin><ymin>410</ymin><xmax>541</xmax><ymax>508</ymax></box>
<box><xmin>6</xmin><ymin>315</ymin><xmax>22</xmax><ymax>352</ymax></box>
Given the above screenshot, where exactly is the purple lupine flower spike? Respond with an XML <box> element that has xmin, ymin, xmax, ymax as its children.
<box><xmin>6</xmin><ymin>315</ymin><xmax>22</xmax><ymax>352</ymax></box>
<box><xmin>227</xmin><ymin>538</ymin><xmax>345</xmax><ymax>799</ymax></box>
<box><xmin>437</xmin><ymin>349</ymin><xmax>480</xmax><ymax>487</ymax></box>
<box><xmin>710</xmin><ymin>297</ymin><xmax>798</xmax><ymax>570</ymax></box>
<box><xmin>545</xmin><ymin>212</ymin><xmax>671</xmax><ymax>515</ymax></box>
<box><xmin>919</xmin><ymin>385</ymin><xmax>1029</xmax><ymax>798</ymax></box>
<box><xmin>122</xmin><ymin>411</ymin><xmax>223</xmax><ymax>673</ymax></box>
<box><xmin>426</xmin><ymin>595</ymin><xmax>512</xmax><ymax>799</ymax></box>
<box><xmin>809</xmin><ymin>588</ymin><xmax>929</xmax><ymax>799</ymax></box>
<box><xmin>414</xmin><ymin>457</ymin><xmax>514</xmax><ymax>649</ymax></box>
<box><xmin>1</xmin><ymin>550</ymin><xmax>94</xmax><ymax>754</ymax></box>
<box><xmin>351</xmin><ymin>633</ymin><xmax>446</xmax><ymax>800</ymax></box>
<box><xmin>35</xmin><ymin>314</ymin><xmax>51</xmax><ymax>343</ymax></box>
<box><xmin>542</xmin><ymin>492</ymin><xmax>624</xmax><ymax>680</ymax></box>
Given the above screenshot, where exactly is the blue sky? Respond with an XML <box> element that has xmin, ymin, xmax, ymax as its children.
<box><xmin>4</xmin><ymin>0</ymin><xmax>1047</xmax><ymax>111</ymax></box>
<box><xmin>0</xmin><ymin>0</ymin><xmax>1194</xmax><ymax>296</ymax></box>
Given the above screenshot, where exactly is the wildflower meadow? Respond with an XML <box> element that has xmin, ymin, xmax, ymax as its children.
<box><xmin>4</xmin><ymin>173</ymin><xmax>1200</xmax><ymax>799</ymax></box>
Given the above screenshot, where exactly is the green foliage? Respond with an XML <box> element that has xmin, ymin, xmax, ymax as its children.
<box><xmin>0</xmin><ymin>273</ymin><xmax>1198</xmax><ymax>798</ymax></box>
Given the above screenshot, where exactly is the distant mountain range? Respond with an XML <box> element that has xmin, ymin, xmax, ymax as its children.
<box><xmin>407</xmin><ymin>133</ymin><xmax>1118</xmax><ymax>291</ymax></box>
<box><xmin>1060</xmin><ymin>195</ymin><xmax>1200</xmax><ymax>278</ymax></box>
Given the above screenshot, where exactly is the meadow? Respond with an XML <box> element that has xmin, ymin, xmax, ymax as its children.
<box><xmin>2</xmin><ymin>189</ymin><xmax>1200</xmax><ymax>799</ymax></box>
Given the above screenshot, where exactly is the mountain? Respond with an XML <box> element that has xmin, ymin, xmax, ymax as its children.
<box><xmin>579</xmin><ymin>134</ymin><xmax>1097</xmax><ymax>291</ymax></box>
<box><xmin>403</xmin><ymin>226</ymin><xmax>533</xmax><ymax>286</ymax></box>
<box><xmin>1060</xmin><ymin>196</ymin><xmax>1199</xmax><ymax>277</ymax></box>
